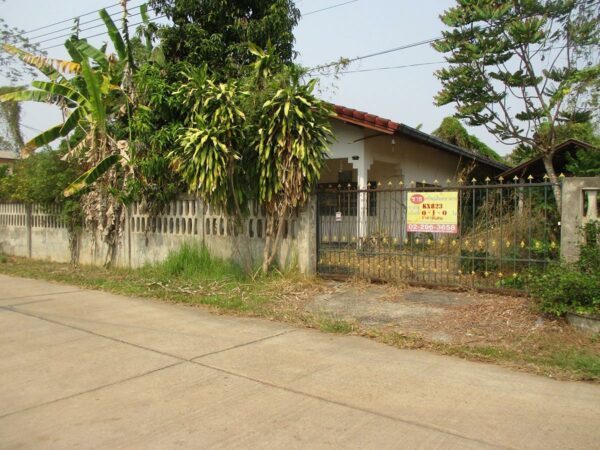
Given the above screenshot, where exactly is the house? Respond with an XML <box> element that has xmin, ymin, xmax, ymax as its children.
<box><xmin>0</xmin><ymin>150</ymin><xmax>18</xmax><ymax>173</ymax></box>
<box><xmin>498</xmin><ymin>139</ymin><xmax>598</xmax><ymax>180</ymax></box>
<box><xmin>317</xmin><ymin>105</ymin><xmax>509</xmax><ymax>238</ymax></box>
<box><xmin>321</xmin><ymin>105</ymin><xmax>507</xmax><ymax>188</ymax></box>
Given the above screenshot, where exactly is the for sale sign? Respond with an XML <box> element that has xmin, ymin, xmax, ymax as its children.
<box><xmin>406</xmin><ymin>191</ymin><xmax>459</xmax><ymax>233</ymax></box>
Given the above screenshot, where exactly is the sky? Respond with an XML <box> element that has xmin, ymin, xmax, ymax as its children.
<box><xmin>1</xmin><ymin>0</ymin><xmax>514</xmax><ymax>155</ymax></box>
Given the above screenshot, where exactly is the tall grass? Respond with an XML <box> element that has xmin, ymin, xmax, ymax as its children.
<box><xmin>152</xmin><ymin>241</ymin><xmax>244</xmax><ymax>281</ymax></box>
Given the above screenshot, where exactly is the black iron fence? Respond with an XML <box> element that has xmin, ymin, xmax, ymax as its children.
<box><xmin>316</xmin><ymin>179</ymin><xmax>561</xmax><ymax>290</ymax></box>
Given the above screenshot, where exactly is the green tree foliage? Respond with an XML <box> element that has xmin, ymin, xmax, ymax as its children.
<box><xmin>0</xmin><ymin>148</ymin><xmax>78</xmax><ymax>204</ymax></box>
<box><xmin>148</xmin><ymin>0</ymin><xmax>300</xmax><ymax>75</ymax></box>
<box><xmin>433</xmin><ymin>0</ymin><xmax>600</xmax><ymax>209</ymax></box>
<box><xmin>505</xmin><ymin>115</ymin><xmax>600</xmax><ymax>170</ymax></box>
<box><xmin>432</xmin><ymin>116</ymin><xmax>503</xmax><ymax>162</ymax></box>
<box><xmin>255</xmin><ymin>66</ymin><xmax>331</xmax><ymax>271</ymax></box>
<box><xmin>167</xmin><ymin>47</ymin><xmax>332</xmax><ymax>273</ymax></box>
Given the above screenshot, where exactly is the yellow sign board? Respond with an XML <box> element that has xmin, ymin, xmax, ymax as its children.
<box><xmin>406</xmin><ymin>191</ymin><xmax>459</xmax><ymax>234</ymax></box>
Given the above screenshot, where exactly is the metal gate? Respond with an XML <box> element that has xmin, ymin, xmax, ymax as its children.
<box><xmin>316</xmin><ymin>179</ymin><xmax>561</xmax><ymax>290</ymax></box>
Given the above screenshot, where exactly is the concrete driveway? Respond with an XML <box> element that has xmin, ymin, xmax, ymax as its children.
<box><xmin>1</xmin><ymin>274</ymin><xmax>599</xmax><ymax>449</ymax></box>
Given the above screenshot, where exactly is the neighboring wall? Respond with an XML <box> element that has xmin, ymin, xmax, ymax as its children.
<box><xmin>560</xmin><ymin>177</ymin><xmax>600</xmax><ymax>262</ymax></box>
<box><xmin>0</xmin><ymin>198</ymin><xmax>316</xmax><ymax>273</ymax></box>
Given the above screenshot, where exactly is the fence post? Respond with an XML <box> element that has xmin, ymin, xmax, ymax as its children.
<box><xmin>126</xmin><ymin>204</ymin><xmax>132</xmax><ymax>268</ymax></box>
<box><xmin>26</xmin><ymin>204</ymin><xmax>32</xmax><ymax>258</ymax></box>
<box><xmin>560</xmin><ymin>177</ymin><xmax>600</xmax><ymax>263</ymax></box>
<box><xmin>299</xmin><ymin>195</ymin><xmax>317</xmax><ymax>275</ymax></box>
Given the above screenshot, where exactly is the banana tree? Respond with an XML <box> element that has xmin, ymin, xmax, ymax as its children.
<box><xmin>0</xmin><ymin>9</ymin><xmax>134</xmax><ymax>267</ymax></box>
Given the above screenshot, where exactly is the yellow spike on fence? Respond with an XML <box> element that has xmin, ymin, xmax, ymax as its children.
<box><xmin>505</xmin><ymin>240</ymin><xmax>511</xmax><ymax>248</ymax></box>
<box><xmin>498</xmin><ymin>176</ymin><xmax>504</xmax><ymax>183</ymax></box>
<box><xmin>458</xmin><ymin>178</ymin><xmax>464</xmax><ymax>185</ymax></box>
<box><xmin>527</xmin><ymin>175</ymin><xmax>534</xmax><ymax>182</ymax></box>
<box><xmin>559</xmin><ymin>173</ymin><xmax>566</xmax><ymax>180</ymax></box>
<box><xmin>513</xmin><ymin>176</ymin><xmax>519</xmax><ymax>182</ymax></box>
<box><xmin>393</xmin><ymin>238</ymin><xmax>398</xmax><ymax>244</ymax></box>
<box><xmin>520</xmin><ymin>241</ymin><xmax>525</xmax><ymax>248</ymax></box>
<box><xmin>387</xmin><ymin>181</ymin><xmax>392</xmax><ymax>187</ymax></box>
<box><xmin>421</xmin><ymin>179</ymin><xmax>427</xmax><ymax>185</ymax></box>
<box><xmin>399</xmin><ymin>180</ymin><xmax>404</xmax><ymax>186</ymax></box>
<box><xmin>404</xmin><ymin>239</ymin><xmax>408</xmax><ymax>245</ymax></box>
<box><xmin>451</xmin><ymin>240</ymin><xmax>457</xmax><ymax>246</ymax></box>
<box><xmin>543</xmin><ymin>174</ymin><xmax>549</xmax><ymax>181</ymax></box>
<box><xmin>378</xmin><ymin>181</ymin><xmax>382</xmax><ymax>187</ymax></box>
<box><xmin>491</xmin><ymin>240</ymin><xmax>497</xmax><ymax>247</ymax></box>
<box><xmin>550</xmin><ymin>241</ymin><xmax>556</xmax><ymax>249</ymax></box>
<box><xmin>410</xmin><ymin>180</ymin><xmax>416</xmax><ymax>186</ymax></box>
<box><xmin>433</xmin><ymin>179</ymin><xmax>439</xmax><ymax>185</ymax></box>
<box><xmin>485</xmin><ymin>176</ymin><xmax>491</xmax><ymax>183</ymax></box>
<box><xmin>415</xmin><ymin>238</ymin><xmax>420</xmax><ymax>244</ymax></box>
<box><xmin>512</xmin><ymin>272</ymin><xmax>518</xmax><ymax>278</ymax></box>
<box><xmin>458</xmin><ymin>270</ymin><xmax>462</xmax><ymax>275</ymax></box>
<box><xmin>446</xmin><ymin>178</ymin><xmax>452</xmax><ymax>185</ymax></box>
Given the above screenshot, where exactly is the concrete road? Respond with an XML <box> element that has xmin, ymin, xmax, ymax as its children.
<box><xmin>0</xmin><ymin>274</ymin><xmax>599</xmax><ymax>449</ymax></box>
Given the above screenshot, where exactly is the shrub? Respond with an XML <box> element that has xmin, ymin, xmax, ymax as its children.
<box><xmin>578</xmin><ymin>221</ymin><xmax>600</xmax><ymax>274</ymax></box>
<box><xmin>530</xmin><ymin>221</ymin><xmax>600</xmax><ymax>317</ymax></box>
<box><xmin>530</xmin><ymin>265</ymin><xmax>600</xmax><ymax>316</ymax></box>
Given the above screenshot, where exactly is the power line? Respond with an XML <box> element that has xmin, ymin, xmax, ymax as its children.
<box><xmin>23</xmin><ymin>1</ymin><xmax>125</xmax><ymax>34</ymax></box>
<box><xmin>336</xmin><ymin>61</ymin><xmax>445</xmax><ymax>74</ymax></box>
<box><xmin>308</xmin><ymin>37</ymin><xmax>440</xmax><ymax>73</ymax></box>
<box><xmin>303</xmin><ymin>0</ymin><xmax>359</xmax><ymax>16</ymax></box>
<box><xmin>31</xmin><ymin>8</ymin><xmax>148</xmax><ymax>47</ymax></box>
<box><xmin>40</xmin><ymin>14</ymin><xmax>167</xmax><ymax>51</ymax></box>
<box><xmin>28</xmin><ymin>2</ymin><xmax>146</xmax><ymax>42</ymax></box>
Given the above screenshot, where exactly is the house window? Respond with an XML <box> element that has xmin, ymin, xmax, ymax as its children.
<box><xmin>318</xmin><ymin>179</ymin><xmax>377</xmax><ymax>217</ymax></box>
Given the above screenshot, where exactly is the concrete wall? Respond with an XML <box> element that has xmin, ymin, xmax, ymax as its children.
<box><xmin>0</xmin><ymin>197</ymin><xmax>317</xmax><ymax>274</ymax></box>
<box><xmin>560</xmin><ymin>177</ymin><xmax>600</xmax><ymax>263</ymax></box>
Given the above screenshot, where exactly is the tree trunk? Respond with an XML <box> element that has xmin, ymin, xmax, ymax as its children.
<box><xmin>262</xmin><ymin>207</ymin><xmax>288</xmax><ymax>273</ymax></box>
<box><xmin>541</xmin><ymin>153</ymin><xmax>562</xmax><ymax>213</ymax></box>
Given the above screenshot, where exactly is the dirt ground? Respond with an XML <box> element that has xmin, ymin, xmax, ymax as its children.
<box><xmin>307</xmin><ymin>281</ymin><xmax>578</xmax><ymax>345</ymax></box>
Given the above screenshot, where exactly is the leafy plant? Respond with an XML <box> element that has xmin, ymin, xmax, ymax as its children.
<box><xmin>531</xmin><ymin>266</ymin><xmax>599</xmax><ymax>316</ymax></box>
<box><xmin>432</xmin><ymin>116</ymin><xmax>503</xmax><ymax>162</ymax></box>
<box><xmin>530</xmin><ymin>221</ymin><xmax>600</xmax><ymax>317</ymax></box>
<box><xmin>578</xmin><ymin>221</ymin><xmax>600</xmax><ymax>274</ymax></box>
<box><xmin>0</xmin><ymin>8</ymin><xmax>135</xmax><ymax>267</ymax></box>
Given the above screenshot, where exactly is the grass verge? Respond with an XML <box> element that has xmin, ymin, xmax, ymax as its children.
<box><xmin>1</xmin><ymin>246</ymin><xmax>598</xmax><ymax>382</ymax></box>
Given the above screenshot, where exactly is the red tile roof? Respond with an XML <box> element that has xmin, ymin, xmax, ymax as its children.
<box><xmin>332</xmin><ymin>105</ymin><xmax>400</xmax><ymax>134</ymax></box>
<box><xmin>331</xmin><ymin>103</ymin><xmax>509</xmax><ymax>172</ymax></box>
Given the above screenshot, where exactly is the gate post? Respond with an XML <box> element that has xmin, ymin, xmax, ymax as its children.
<box><xmin>560</xmin><ymin>177</ymin><xmax>600</xmax><ymax>263</ymax></box>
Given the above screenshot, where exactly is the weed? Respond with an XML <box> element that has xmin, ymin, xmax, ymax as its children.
<box><xmin>151</xmin><ymin>241</ymin><xmax>244</xmax><ymax>281</ymax></box>
<box><xmin>316</xmin><ymin>316</ymin><xmax>355</xmax><ymax>334</ymax></box>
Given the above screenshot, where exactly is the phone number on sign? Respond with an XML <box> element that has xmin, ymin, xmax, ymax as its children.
<box><xmin>407</xmin><ymin>224</ymin><xmax>458</xmax><ymax>233</ymax></box>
